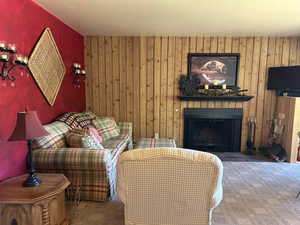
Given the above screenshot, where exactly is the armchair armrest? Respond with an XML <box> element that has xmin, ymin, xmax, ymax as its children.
<box><xmin>211</xmin><ymin>159</ymin><xmax>224</xmax><ymax>209</ymax></box>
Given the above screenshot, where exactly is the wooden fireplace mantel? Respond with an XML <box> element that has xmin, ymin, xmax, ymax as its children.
<box><xmin>178</xmin><ymin>95</ymin><xmax>254</xmax><ymax>102</ymax></box>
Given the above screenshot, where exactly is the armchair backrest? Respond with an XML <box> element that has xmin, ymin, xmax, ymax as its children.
<box><xmin>117</xmin><ymin>148</ymin><xmax>223</xmax><ymax>225</ymax></box>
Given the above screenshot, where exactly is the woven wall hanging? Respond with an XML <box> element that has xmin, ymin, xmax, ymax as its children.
<box><xmin>28</xmin><ymin>28</ymin><xmax>66</xmax><ymax>106</ymax></box>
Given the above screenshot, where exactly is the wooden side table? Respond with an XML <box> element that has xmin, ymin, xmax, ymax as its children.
<box><xmin>0</xmin><ymin>173</ymin><xmax>70</xmax><ymax>225</ymax></box>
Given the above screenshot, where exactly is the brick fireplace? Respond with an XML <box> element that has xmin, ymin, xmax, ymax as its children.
<box><xmin>183</xmin><ymin>108</ymin><xmax>243</xmax><ymax>152</ymax></box>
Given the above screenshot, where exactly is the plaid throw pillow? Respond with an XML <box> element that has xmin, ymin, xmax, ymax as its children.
<box><xmin>56</xmin><ymin>112</ymin><xmax>80</xmax><ymax>128</ymax></box>
<box><xmin>76</xmin><ymin>112</ymin><xmax>97</xmax><ymax>128</ymax></box>
<box><xmin>66</xmin><ymin>130</ymin><xmax>104</xmax><ymax>149</ymax></box>
<box><xmin>33</xmin><ymin>121</ymin><xmax>69</xmax><ymax>149</ymax></box>
<box><xmin>92</xmin><ymin>117</ymin><xmax>120</xmax><ymax>141</ymax></box>
<box><xmin>56</xmin><ymin>111</ymin><xmax>97</xmax><ymax>129</ymax></box>
<box><xmin>70</xmin><ymin>127</ymin><xmax>103</xmax><ymax>143</ymax></box>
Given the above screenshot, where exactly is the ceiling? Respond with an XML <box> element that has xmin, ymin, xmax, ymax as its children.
<box><xmin>32</xmin><ymin>0</ymin><xmax>300</xmax><ymax>36</ymax></box>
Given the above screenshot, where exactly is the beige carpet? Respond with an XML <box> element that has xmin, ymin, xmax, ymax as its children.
<box><xmin>67</xmin><ymin>162</ymin><xmax>300</xmax><ymax>225</ymax></box>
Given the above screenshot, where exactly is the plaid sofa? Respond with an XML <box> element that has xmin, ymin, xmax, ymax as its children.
<box><xmin>32</xmin><ymin>114</ymin><xmax>132</xmax><ymax>202</ymax></box>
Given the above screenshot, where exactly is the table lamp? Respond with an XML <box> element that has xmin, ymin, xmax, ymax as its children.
<box><xmin>9</xmin><ymin>111</ymin><xmax>49</xmax><ymax>187</ymax></box>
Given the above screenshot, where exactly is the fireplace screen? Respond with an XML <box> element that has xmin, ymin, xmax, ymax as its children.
<box><xmin>184</xmin><ymin>108</ymin><xmax>242</xmax><ymax>152</ymax></box>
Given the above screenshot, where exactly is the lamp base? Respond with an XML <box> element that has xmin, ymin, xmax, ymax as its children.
<box><xmin>23</xmin><ymin>173</ymin><xmax>42</xmax><ymax>187</ymax></box>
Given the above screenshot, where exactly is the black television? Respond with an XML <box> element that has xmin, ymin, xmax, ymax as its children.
<box><xmin>268</xmin><ymin>65</ymin><xmax>300</xmax><ymax>90</ymax></box>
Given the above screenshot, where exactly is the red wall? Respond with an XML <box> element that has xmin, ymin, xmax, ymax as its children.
<box><xmin>0</xmin><ymin>0</ymin><xmax>85</xmax><ymax>180</ymax></box>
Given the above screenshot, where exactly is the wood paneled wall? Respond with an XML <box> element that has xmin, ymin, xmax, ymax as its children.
<box><xmin>85</xmin><ymin>36</ymin><xmax>300</xmax><ymax>150</ymax></box>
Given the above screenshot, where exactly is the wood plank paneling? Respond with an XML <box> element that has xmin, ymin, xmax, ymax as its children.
<box><xmin>159</xmin><ymin>37</ymin><xmax>168</xmax><ymax>138</ymax></box>
<box><xmin>146</xmin><ymin>37</ymin><xmax>154</xmax><ymax>137</ymax></box>
<box><xmin>133</xmin><ymin>37</ymin><xmax>140</xmax><ymax>138</ymax></box>
<box><xmin>86</xmin><ymin>36</ymin><xmax>300</xmax><ymax>149</ymax></box>
<box><xmin>153</xmin><ymin>37</ymin><xmax>161</xmax><ymax>136</ymax></box>
<box><xmin>139</xmin><ymin>37</ymin><xmax>147</xmax><ymax>138</ymax></box>
<box><xmin>98</xmin><ymin>37</ymin><xmax>106</xmax><ymax>116</ymax></box>
<box><xmin>262</xmin><ymin>37</ymin><xmax>276</xmax><ymax>143</ymax></box>
<box><xmin>104</xmin><ymin>37</ymin><xmax>113</xmax><ymax>116</ymax></box>
<box><xmin>166</xmin><ymin>37</ymin><xmax>175</xmax><ymax>138</ymax></box>
<box><xmin>91</xmin><ymin>37</ymin><xmax>99</xmax><ymax>115</ymax></box>
<box><xmin>119</xmin><ymin>37</ymin><xmax>127</xmax><ymax>121</ymax></box>
<box><xmin>173</xmin><ymin>37</ymin><xmax>182</xmax><ymax>141</ymax></box>
<box><xmin>255</xmin><ymin>37</ymin><xmax>268</xmax><ymax>146</ymax></box>
<box><xmin>112</xmin><ymin>37</ymin><xmax>120</xmax><ymax>121</ymax></box>
<box><xmin>126</xmin><ymin>37</ymin><xmax>133</xmax><ymax>122</ymax></box>
<box><xmin>84</xmin><ymin>37</ymin><xmax>91</xmax><ymax>111</ymax></box>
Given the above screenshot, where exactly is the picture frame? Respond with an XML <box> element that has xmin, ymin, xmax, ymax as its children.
<box><xmin>188</xmin><ymin>53</ymin><xmax>240</xmax><ymax>89</ymax></box>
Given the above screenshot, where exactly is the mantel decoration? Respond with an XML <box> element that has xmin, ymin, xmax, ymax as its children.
<box><xmin>0</xmin><ymin>41</ymin><xmax>28</xmax><ymax>82</ymax></box>
<box><xmin>73</xmin><ymin>63</ymin><xmax>86</xmax><ymax>87</ymax></box>
<box><xmin>28</xmin><ymin>28</ymin><xmax>66</xmax><ymax>106</ymax></box>
<box><xmin>179</xmin><ymin>75</ymin><xmax>249</xmax><ymax>97</ymax></box>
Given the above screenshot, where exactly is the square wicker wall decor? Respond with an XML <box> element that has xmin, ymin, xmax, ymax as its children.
<box><xmin>28</xmin><ymin>28</ymin><xmax>66</xmax><ymax>105</ymax></box>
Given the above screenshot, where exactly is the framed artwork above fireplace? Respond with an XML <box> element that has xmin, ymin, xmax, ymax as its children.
<box><xmin>188</xmin><ymin>53</ymin><xmax>240</xmax><ymax>89</ymax></box>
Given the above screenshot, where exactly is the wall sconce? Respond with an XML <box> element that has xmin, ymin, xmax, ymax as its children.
<box><xmin>0</xmin><ymin>41</ymin><xmax>28</xmax><ymax>82</ymax></box>
<box><xmin>73</xmin><ymin>63</ymin><xmax>86</xmax><ymax>87</ymax></box>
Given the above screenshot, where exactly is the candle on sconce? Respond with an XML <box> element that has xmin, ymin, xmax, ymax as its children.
<box><xmin>15</xmin><ymin>55</ymin><xmax>23</xmax><ymax>63</ymax></box>
<box><xmin>0</xmin><ymin>42</ymin><xmax>6</xmax><ymax>49</ymax></box>
<box><xmin>204</xmin><ymin>84</ymin><xmax>209</xmax><ymax>90</ymax></box>
<box><xmin>81</xmin><ymin>70</ymin><xmax>86</xmax><ymax>75</ymax></box>
<box><xmin>8</xmin><ymin>44</ymin><xmax>16</xmax><ymax>52</ymax></box>
<box><xmin>213</xmin><ymin>80</ymin><xmax>218</xmax><ymax>86</ymax></box>
<box><xmin>75</xmin><ymin>69</ymin><xmax>81</xmax><ymax>74</ymax></box>
<box><xmin>1</xmin><ymin>54</ymin><xmax>9</xmax><ymax>61</ymax></box>
<box><xmin>23</xmin><ymin>57</ymin><xmax>28</xmax><ymax>64</ymax></box>
<box><xmin>0</xmin><ymin>41</ymin><xmax>28</xmax><ymax>81</ymax></box>
<box><xmin>74</xmin><ymin>63</ymin><xmax>81</xmax><ymax>68</ymax></box>
<box><xmin>222</xmin><ymin>83</ymin><xmax>227</xmax><ymax>90</ymax></box>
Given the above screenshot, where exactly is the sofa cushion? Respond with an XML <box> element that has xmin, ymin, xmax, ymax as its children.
<box><xmin>66</xmin><ymin>130</ymin><xmax>104</xmax><ymax>149</ymax></box>
<box><xmin>69</xmin><ymin>127</ymin><xmax>103</xmax><ymax>143</ymax></box>
<box><xmin>33</xmin><ymin>121</ymin><xmax>69</xmax><ymax>149</ymax></box>
<box><xmin>57</xmin><ymin>111</ymin><xmax>97</xmax><ymax>129</ymax></box>
<box><xmin>92</xmin><ymin>117</ymin><xmax>120</xmax><ymax>141</ymax></box>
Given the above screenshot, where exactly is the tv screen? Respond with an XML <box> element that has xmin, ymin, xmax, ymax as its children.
<box><xmin>268</xmin><ymin>66</ymin><xmax>300</xmax><ymax>90</ymax></box>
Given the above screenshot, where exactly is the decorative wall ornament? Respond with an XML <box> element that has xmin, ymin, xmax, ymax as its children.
<box><xmin>0</xmin><ymin>41</ymin><xmax>28</xmax><ymax>82</ymax></box>
<box><xmin>28</xmin><ymin>28</ymin><xmax>66</xmax><ymax>105</ymax></box>
<box><xmin>188</xmin><ymin>53</ymin><xmax>240</xmax><ymax>88</ymax></box>
<box><xmin>72</xmin><ymin>63</ymin><xmax>86</xmax><ymax>87</ymax></box>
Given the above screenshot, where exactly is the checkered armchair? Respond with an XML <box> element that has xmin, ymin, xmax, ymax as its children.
<box><xmin>117</xmin><ymin>148</ymin><xmax>223</xmax><ymax>225</ymax></box>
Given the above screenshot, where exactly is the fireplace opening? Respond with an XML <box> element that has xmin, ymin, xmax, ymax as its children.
<box><xmin>183</xmin><ymin>108</ymin><xmax>243</xmax><ymax>152</ymax></box>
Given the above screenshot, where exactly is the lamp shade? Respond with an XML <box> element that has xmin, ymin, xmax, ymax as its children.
<box><xmin>8</xmin><ymin>111</ymin><xmax>49</xmax><ymax>141</ymax></box>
